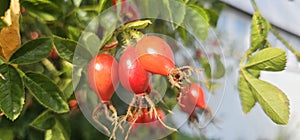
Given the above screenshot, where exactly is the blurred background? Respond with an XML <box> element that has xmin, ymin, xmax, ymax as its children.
<box><xmin>202</xmin><ymin>0</ymin><xmax>300</xmax><ymax>139</ymax></box>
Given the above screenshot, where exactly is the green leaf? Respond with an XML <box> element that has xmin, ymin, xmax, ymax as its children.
<box><xmin>177</xmin><ymin>26</ymin><xmax>188</xmax><ymax>45</ymax></box>
<box><xmin>10</xmin><ymin>38</ymin><xmax>52</xmax><ymax>65</ymax></box>
<box><xmin>96</xmin><ymin>11</ymin><xmax>118</xmax><ymax>50</ymax></box>
<box><xmin>207</xmin><ymin>81</ymin><xmax>221</xmax><ymax>93</ymax></box>
<box><xmin>245</xmin><ymin>48</ymin><xmax>287</xmax><ymax>71</ymax></box>
<box><xmin>76</xmin><ymin>9</ymin><xmax>98</xmax><ymax>26</ymax></box>
<box><xmin>150</xmin><ymin>75</ymin><xmax>168</xmax><ymax>103</ymax></box>
<box><xmin>133</xmin><ymin>0</ymin><xmax>160</xmax><ymax>18</ymax></box>
<box><xmin>152</xmin><ymin>75</ymin><xmax>167</xmax><ymax>94</ymax></box>
<box><xmin>162</xmin><ymin>0</ymin><xmax>186</xmax><ymax>29</ymax></box>
<box><xmin>205</xmin><ymin>9</ymin><xmax>219</xmax><ymax>27</ymax></box>
<box><xmin>67</xmin><ymin>26</ymin><xmax>82</xmax><ymax>41</ymax></box>
<box><xmin>53</xmin><ymin>36</ymin><xmax>77</xmax><ymax>63</ymax></box>
<box><xmin>238</xmin><ymin>72</ymin><xmax>256</xmax><ymax>113</ymax></box>
<box><xmin>173</xmin><ymin>132</ymin><xmax>201</xmax><ymax>140</ymax></box>
<box><xmin>242</xmin><ymin>70</ymin><xmax>290</xmax><ymax>124</ymax></box>
<box><xmin>29</xmin><ymin>11</ymin><xmax>57</xmax><ymax>21</ymax></box>
<box><xmin>198</xmin><ymin>57</ymin><xmax>211</xmax><ymax>79</ymax></box>
<box><xmin>212</xmin><ymin>54</ymin><xmax>225</xmax><ymax>79</ymax></box>
<box><xmin>0</xmin><ymin>128</ymin><xmax>13</xmax><ymax>140</ymax></box>
<box><xmin>72</xmin><ymin>0</ymin><xmax>82</xmax><ymax>7</ymax></box>
<box><xmin>123</xmin><ymin>20</ymin><xmax>152</xmax><ymax>30</ymax></box>
<box><xmin>23</xmin><ymin>72</ymin><xmax>69</xmax><ymax>113</ymax></box>
<box><xmin>0</xmin><ymin>64</ymin><xmax>24</xmax><ymax>121</ymax></box>
<box><xmin>62</xmin><ymin>80</ymin><xmax>74</xmax><ymax>101</ymax></box>
<box><xmin>185</xmin><ymin>4</ymin><xmax>210</xmax><ymax>41</ymax></box>
<box><xmin>45</xmin><ymin>117</ymin><xmax>70</xmax><ymax>140</ymax></box>
<box><xmin>0</xmin><ymin>56</ymin><xmax>6</xmax><ymax>65</ymax></box>
<box><xmin>79</xmin><ymin>32</ymin><xmax>101</xmax><ymax>57</ymax></box>
<box><xmin>248</xmin><ymin>69</ymin><xmax>261</xmax><ymax>78</ymax></box>
<box><xmin>0</xmin><ymin>0</ymin><xmax>10</xmax><ymax>17</ymax></box>
<box><xmin>30</xmin><ymin>110</ymin><xmax>55</xmax><ymax>131</ymax></box>
<box><xmin>250</xmin><ymin>12</ymin><xmax>270</xmax><ymax>52</ymax></box>
<box><xmin>97</xmin><ymin>0</ymin><xmax>110</xmax><ymax>13</ymax></box>
<box><xmin>21</xmin><ymin>0</ymin><xmax>60</xmax><ymax>22</ymax></box>
<box><xmin>0</xmin><ymin>19</ymin><xmax>8</xmax><ymax>30</ymax></box>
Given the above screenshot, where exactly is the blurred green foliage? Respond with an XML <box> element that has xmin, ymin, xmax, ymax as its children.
<box><xmin>0</xmin><ymin>0</ymin><xmax>226</xmax><ymax>139</ymax></box>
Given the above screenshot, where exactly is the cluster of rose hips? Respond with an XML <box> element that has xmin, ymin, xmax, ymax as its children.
<box><xmin>87</xmin><ymin>35</ymin><xmax>213</xmax><ymax>139</ymax></box>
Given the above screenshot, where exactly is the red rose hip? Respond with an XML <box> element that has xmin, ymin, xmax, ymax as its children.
<box><xmin>119</xmin><ymin>46</ymin><xmax>150</xmax><ymax>94</ymax></box>
<box><xmin>87</xmin><ymin>54</ymin><xmax>119</xmax><ymax>102</ymax></box>
<box><xmin>136</xmin><ymin>35</ymin><xmax>197</xmax><ymax>89</ymax></box>
<box><xmin>136</xmin><ymin>36</ymin><xmax>175</xmax><ymax>76</ymax></box>
<box><xmin>182</xmin><ymin>83</ymin><xmax>206</xmax><ymax>109</ymax></box>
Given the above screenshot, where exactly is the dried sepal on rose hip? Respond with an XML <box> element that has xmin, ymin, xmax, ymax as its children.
<box><xmin>87</xmin><ymin>53</ymin><xmax>119</xmax><ymax>135</ymax></box>
<box><xmin>128</xmin><ymin>108</ymin><xmax>166</xmax><ymax>133</ymax></box>
<box><xmin>136</xmin><ymin>35</ymin><xmax>200</xmax><ymax>89</ymax></box>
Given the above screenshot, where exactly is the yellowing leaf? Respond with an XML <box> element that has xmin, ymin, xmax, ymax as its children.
<box><xmin>242</xmin><ymin>70</ymin><xmax>290</xmax><ymax>124</ymax></box>
<box><xmin>0</xmin><ymin>0</ymin><xmax>21</xmax><ymax>60</ymax></box>
<box><xmin>123</xmin><ymin>20</ymin><xmax>152</xmax><ymax>30</ymax></box>
<box><xmin>250</xmin><ymin>12</ymin><xmax>270</xmax><ymax>53</ymax></box>
<box><xmin>238</xmin><ymin>73</ymin><xmax>256</xmax><ymax>113</ymax></box>
<box><xmin>245</xmin><ymin>48</ymin><xmax>287</xmax><ymax>71</ymax></box>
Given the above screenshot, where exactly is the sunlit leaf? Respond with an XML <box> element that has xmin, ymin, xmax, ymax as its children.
<box><xmin>23</xmin><ymin>72</ymin><xmax>69</xmax><ymax>113</ymax></box>
<box><xmin>97</xmin><ymin>0</ymin><xmax>110</xmax><ymax>13</ymax></box>
<box><xmin>248</xmin><ymin>69</ymin><xmax>261</xmax><ymax>78</ymax></box>
<box><xmin>0</xmin><ymin>64</ymin><xmax>24</xmax><ymax>121</ymax></box>
<box><xmin>242</xmin><ymin>70</ymin><xmax>290</xmax><ymax>124</ymax></box>
<box><xmin>250</xmin><ymin>12</ymin><xmax>270</xmax><ymax>53</ymax></box>
<box><xmin>72</xmin><ymin>0</ymin><xmax>82</xmax><ymax>7</ymax></box>
<box><xmin>238</xmin><ymin>72</ymin><xmax>256</xmax><ymax>113</ymax></box>
<box><xmin>10</xmin><ymin>38</ymin><xmax>52</xmax><ymax>65</ymax></box>
<box><xmin>245</xmin><ymin>48</ymin><xmax>286</xmax><ymax>71</ymax></box>
<box><xmin>0</xmin><ymin>56</ymin><xmax>5</xmax><ymax>65</ymax></box>
<box><xmin>123</xmin><ymin>20</ymin><xmax>152</xmax><ymax>30</ymax></box>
